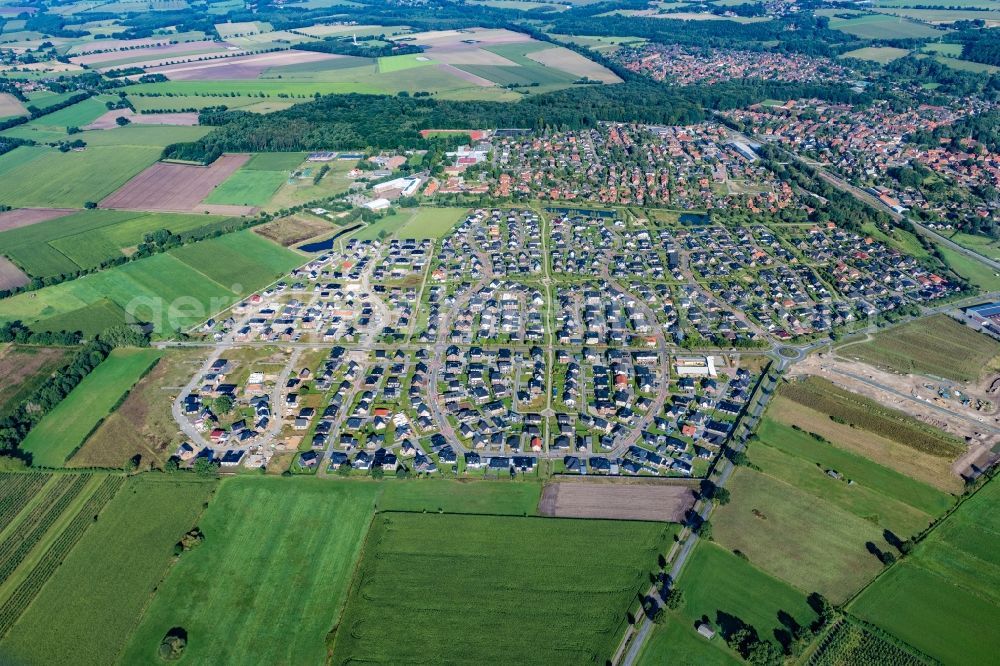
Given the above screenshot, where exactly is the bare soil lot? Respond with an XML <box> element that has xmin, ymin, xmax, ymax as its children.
<box><xmin>0</xmin><ymin>207</ymin><xmax>77</xmax><ymax>232</ymax></box>
<box><xmin>84</xmin><ymin>109</ymin><xmax>198</xmax><ymax>130</ymax></box>
<box><xmin>539</xmin><ymin>479</ymin><xmax>695</xmax><ymax>521</ymax></box>
<box><xmin>99</xmin><ymin>153</ymin><xmax>251</xmax><ymax>212</ymax></box>
<box><xmin>254</xmin><ymin>214</ymin><xmax>334</xmax><ymax>247</ymax></box>
<box><xmin>0</xmin><ymin>256</ymin><xmax>29</xmax><ymax>290</ymax></box>
<box><xmin>145</xmin><ymin>50</ymin><xmax>343</xmax><ymax>81</ymax></box>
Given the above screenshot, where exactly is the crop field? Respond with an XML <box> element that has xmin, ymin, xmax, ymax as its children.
<box><xmin>376</xmin><ymin>478</ymin><xmax>542</xmax><ymax>514</ymax></box>
<box><xmin>810</xmin><ymin>619</ymin><xmax>928</xmax><ymax>666</ymax></box>
<box><xmin>767</xmin><ymin>396</ymin><xmax>962</xmax><ymax>493</ymax></box>
<box><xmin>70</xmin><ymin>350</ymin><xmax>207</xmax><ymax>469</ymax></box>
<box><xmin>0</xmin><ymin>92</ymin><xmax>26</xmax><ymax>118</ymax></box>
<box><xmin>203</xmin><ymin>167</ymin><xmax>290</xmax><ymax>207</ymax></box>
<box><xmin>526</xmin><ymin>46</ymin><xmax>622</xmax><ymax>82</ymax></box>
<box><xmin>0</xmin><ymin>209</ymin><xmax>232</xmax><ymax>277</ymax></box>
<box><xmin>0</xmin><ymin>474</ymin><xmax>121</xmax><ymax>641</ymax></box>
<box><xmin>750</xmin><ymin>427</ymin><xmax>944</xmax><ymax>538</ymax></box>
<box><xmin>330</xmin><ymin>513</ymin><xmax>669</xmax><ymax>665</ymax></box>
<box><xmin>0</xmin><ymin>207</ymin><xmax>76</xmax><ymax>233</ymax></box>
<box><xmin>100</xmin><ymin>153</ymin><xmax>252</xmax><ymax>212</ymax></box>
<box><xmin>377</xmin><ymin>53</ymin><xmax>437</xmax><ymax>72</ymax></box>
<box><xmin>22</xmin><ymin>96</ymin><xmax>110</xmax><ymax>131</ymax></box>
<box><xmin>674</xmin><ymin>542</ymin><xmax>817</xmax><ymax>651</ymax></box>
<box><xmin>75</xmin><ymin>123</ymin><xmax>211</xmax><ymax>149</ymax></box>
<box><xmin>0</xmin><ymin>345</ymin><xmax>70</xmax><ymax>418</ymax></box>
<box><xmin>0</xmin><ymin>145</ymin><xmax>161</xmax><ymax>208</ymax></box>
<box><xmin>395</xmin><ymin>206</ymin><xmax>467</xmax><ymax>239</ymax></box>
<box><xmin>712</xmin><ymin>466</ymin><xmax>891</xmax><ymax>603</ymax></box>
<box><xmin>0</xmin><ymin>473</ymin><xmax>51</xmax><ymax>534</ymax></box>
<box><xmin>0</xmin><ymin>475</ymin><xmax>213</xmax><ymax>665</ymax></box>
<box><xmin>850</xmin><ymin>478</ymin><xmax>1000</xmax><ymax>664</ymax></box>
<box><xmin>839</xmin><ymin>315</ymin><xmax>1000</xmax><ymax>382</ymax></box>
<box><xmin>777</xmin><ymin>376</ymin><xmax>962</xmax><ymax>458</ymax></box>
<box><xmin>20</xmin><ymin>349</ymin><xmax>161</xmax><ymax>468</ymax></box>
<box><xmin>0</xmin><ymin>231</ymin><xmax>300</xmax><ymax>334</ymax></box>
<box><xmin>874</xmin><ymin>6</ymin><xmax>1000</xmax><ymax>22</ymax></box>
<box><xmin>839</xmin><ymin>46</ymin><xmax>911</xmax><ymax>63</ymax></box>
<box><xmin>123</xmin><ymin>477</ymin><xmax>379</xmax><ymax>665</ymax></box>
<box><xmin>539</xmin><ymin>481</ymin><xmax>695</xmax><ymax>521</ymax></box>
<box><xmin>819</xmin><ymin>10</ymin><xmax>943</xmax><ymax>38</ymax></box>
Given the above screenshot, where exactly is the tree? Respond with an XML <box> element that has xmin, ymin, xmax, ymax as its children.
<box><xmin>746</xmin><ymin>639</ymin><xmax>783</xmax><ymax>666</ymax></box>
<box><xmin>193</xmin><ymin>457</ymin><xmax>219</xmax><ymax>477</ymax></box>
<box><xmin>664</xmin><ymin>588</ymin><xmax>685</xmax><ymax>610</ymax></box>
<box><xmin>370</xmin><ymin>466</ymin><xmax>385</xmax><ymax>480</ymax></box>
<box><xmin>650</xmin><ymin>606</ymin><xmax>667</xmax><ymax>625</ymax></box>
<box><xmin>337</xmin><ymin>461</ymin><xmax>352</xmax><ymax>476</ymax></box>
<box><xmin>115</xmin><ymin>115</ymin><xmax>131</xmax><ymax>126</ymax></box>
<box><xmin>158</xmin><ymin>627</ymin><xmax>188</xmax><ymax>661</ymax></box>
<box><xmin>696</xmin><ymin>520</ymin><xmax>713</xmax><ymax>541</ymax></box>
<box><xmin>213</xmin><ymin>395</ymin><xmax>233</xmax><ymax>414</ymax></box>
<box><xmin>713</xmin><ymin>487</ymin><xmax>731</xmax><ymax>506</ymax></box>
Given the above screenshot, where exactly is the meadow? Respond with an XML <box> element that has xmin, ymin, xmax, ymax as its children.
<box><xmin>376</xmin><ymin>478</ymin><xmax>542</xmax><ymax>514</ymax></box>
<box><xmin>202</xmin><ymin>169</ymin><xmax>288</xmax><ymax>206</ymax></box>
<box><xmin>0</xmin><ymin>345</ymin><xmax>70</xmax><ymax>418</ymax></box>
<box><xmin>850</xmin><ymin>478</ymin><xmax>1000</xmax><ymax>664</ymax></box>
<box><xmin>395</xmin><ymin>206</ymin><xmax>468</xmax><ymax>239</ymax></box>
<box><xmin>638</xmin><ymin>617</ymin><xmax>740</xmax><ymax>666</ymax></box>
<box><xmin>330</xmin><ymin>512</ymin><xmax>669</xmax><ymax>665</ymax></box>
<box><xmin>777</xmin><ymin>376</ymin><xmax>962</xmax><ymax>458</ymax></box>
<box><xmin>938</xmin><ymin>242</ymin><xmax>1000</xmax><ymax>291</ymax></box>
<box><xmin>122</xmin><ymin>477</ymin><xmax>379</xmax><ymax>665</ymax></box>
<box><xmin>0</xmin><ymin>144</ymin><xmax>161</xmax><ymax>208</ymax></box>
<box><xmin>838</xmin><ymin>314</ymin><xmax>1000</xmax><ymax>382</ymax></box>
<box><xmin>20</xmin><ymin>348</ymin><xmax>161</xmax><ymax>468</ymax></box>
<box><xmin>839</xmin><ymin>46</ymin><xmax>911</xmax><ymax>63</ymax></box>
<box><xmin>0</xmin><ymin>475</ymin><xmax>214</xmax><ymax>665</ymax></box>
<box><xmin>673</xmin><ymin>542</ymin><xmax>818</xmax><ymax>651</ymax></box>
<box><xmin>712</xmin><ymin>466</ymin><xmax>891</xmax><ymax>603</ymax></box>
<box><xmin>817</xmin><ymin>10</ymin><xmax>942</xmax><ymax>39</ymax></box>
<box><xmin>0</xmin><ymin>209</ymin><xmax>233</xmax><ymax>277</ymax></box>
<box><xmin>0</xmin><ymin>231</ymin><xmax>302</xmax><ymax>335</ymax></box>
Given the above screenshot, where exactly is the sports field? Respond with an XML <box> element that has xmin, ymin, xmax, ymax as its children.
<box><xmin>395</xmin><ymin>207</ymin><xmax>467</xmax><ymax>239</ymax></box>
<box><xmin>838</xmin><ymin>315</ymin><xmax>1000</xmax><ymax>382</ymax></box>
<box><xmin>122</xmin><ymin>477</ymin><xmax>379</xmax><ymax>665</ymax></box>
<box><xmin>330</xmin><ymin>513</ymin><xmax>669</xmax><ymax>664</ymax></box>
<box><xmin>850</xmin><ymin>479</ymin><xmax>1000</xmax><ymax>663</ymax></box>
<box><xmin>0</xmin><ymin>145</ymin><xmax>161</xmax><ymax>208</ymax></box>
<box><xmin>0</xmin><ymin>475</ymin><xmax>214</xmax><ymax>665</ymax></box>
<box><xmin>20</xmin><ymin>348</ymin><xmax>161</xmax><ymax>467</ymax></box>
<box><xmin>712</xmin><ymin>466</ymin><xmax>891</xmax><ymax>603</ymax></box>
<box><xmin>0</xmin><ymin>231</ymin><xmax>302</xmax><ymax>334</ymax></box>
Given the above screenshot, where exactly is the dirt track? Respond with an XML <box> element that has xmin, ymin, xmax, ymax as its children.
<box><xmin>539</xmin><ymin>480</ymin><xmax>696</xmax><ymax>522</ymax></box>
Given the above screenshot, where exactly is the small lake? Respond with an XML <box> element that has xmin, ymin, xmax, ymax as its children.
<box><xmin>298</xmin><ymin>223</ymin><xmax>362</xmax><ymax>252</ymax></box>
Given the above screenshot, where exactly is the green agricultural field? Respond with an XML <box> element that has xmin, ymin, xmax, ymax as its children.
<box><xmin>349</xmin><ymin>208</ymin><xmax>415</xmax><ymax>241</ymax></box>
<box><xmin>377</xmin><ymin>53</ymin><xmax>437</xmax><ymax>72</ymax></box>
<box><xmin>395</xmin><ymin>206</ymin><xmax>468</xmax><ymax>239</ymax></box>
<box><xmin>0</xmin><ymin>475</ymin><xmax>214</xmax><ymax>665</ymax></box>
<box><xmin>670</xmin><ymin>541</ymin><xmax>818</xmax><ymax>653</ymax></box>
<box><xmin>330</xmin><ymin>513</ymin><xmax>670</xmax><ymax>665</ymax></box>
<box><xmin>777</xmin><ymin>376</ymin><xmax>963</xmax><ymax>458</ymax></box>
<box><xmin>757</xmin><ymin>418</ymin><xmax>954</xmax><ymax>518</ymax></box>
<box><xmin>242</xmin><ymin>151</ymin><xmax>307</xmax><ymax>170</ymax></box>
<box><xmin>0</xmin><ymin>231</ymin><xmax>301</xmax><ymax>335</ymax></box>
<box><xmin>851</xmin><ymin>477</ymin><xmax>1000</xmax><ymax>665</ymax></box>
<box><xmin>931</xmin><ymin>54</ymin><xmax>1000</xmax><ymax>73</ymax></box>
<box><xmin>839</xmin><ymin>46</ymin><xmax>911</xmax><ymax>63</ymax></box>
<box><xmin>0</xmin><ymin>209</ymin><xmax>231</xmax><ymax>277</ymax></box>
<box><xmin>0</xmin><ymin>145</ymin><xmax>48</xmax><ymax>177</ymax></box>
<box><xmin>77</xmin><ymin>124</ymin><xmax>212</xmax><ymax>148</ymax></box>
<box><xmin>123</xmin><ymin>477</ymin><xmax>379</xmax><ymax>665</ymax></box>
<box><xmin>839</xmin><ymin>314</ymin><xmax>1000</xmax><ymax>382</ymax></box>
<box><xmin>20</xmin><ymin>348</ymin><xmax>161</xmax><ymax>468</ymax></box>
<box><xmin>947</xmin><ymin>230</ymin><xmax>1000</xmax><ymax>259</ymax></box>
<box><xmin>712</xmin><ymin>466</ymin><xmax>891</xmax><ymax>603</ymax></box>
<box><xmin>203</xmin><ymin>169</ymin><xmax>288</xmax><ymax>206</ymax></box>
<box><xmin>818</xmin><ymin>10</ymin><xmax>942</xmax><ymax>39</ymax></box>
<box><xmin>22</xmin><ymin>96</ymin><xmax>110</xmax><ymax>131</ymax></box>
<box><xmin>809</xmin><ymin>618</ymin><xmax>929</xmax><ymax>666</ymax></box>
<box><xmin>938</xmin><ymin>242</ymin><xmax>1000</xmax><ymax>291</ymax></box>
<box><xmin>377</xmin><ymin>478</ymin><xmax>541</xmax><ymax>514</ymax></box>
<box><xmin>0</xmin><ymin>145</ymin><xmax>161</xmax><ymax>208</ymax></box>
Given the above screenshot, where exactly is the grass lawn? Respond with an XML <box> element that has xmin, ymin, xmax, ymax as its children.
<box><xmin>947</xmin><ymin>230</ymin><xmax>1000</xmax><ymax>260</ymax></box>
<box><xmin>330</xmin><ymin>512</ymin><xmax>670</xmax><ymax>664</ymax></box>
<box><xmin>638</xmin><ymin>617</ymin><xmax>740</xmax><ymax>666</ymax></box>
<box><xmin>0</xmin><ymin>145</ymin><xmax>161</xmax><ymax>208</ymax></box>
<box><xmin>376</xmin><ymin>478</ymin><xmax>541</xmax><ymax>514</ymax></box>
<box><xmin>20</xmin><ymin>348</ymin><xmax>161</xmax><ymax>467</ymax></box>
<box><xmin>203</xmin><ymin>168</ymin><xmax>289</xmax><ymax>206</ymax></box>
<box><xmin>395</xmin><ymin>206</ymin><xmax>467</xmax><ymax>239</ymax></box>
<box><xmin>838</xmin><ymin>314</ymin><xmax>1000</xmax><ymax>382</ymax></box>
<box><xmin>712</xmin><ymin>466</ymin><xmax>889</xmax><ymax>603</ymax></box>
<box><xmin>122</xmin><ymin>477</ymin><xmax>379</xmax><ymax>665</ymax></box>
<box><xmin>0</xmin><ymin>475</ymin><xmax>214</xmax><ymax>665</ymax></box>
<box><xmin>674</xmin><ymin>541</ymin><xmax>818</xmax><ymax>651</ymax></box>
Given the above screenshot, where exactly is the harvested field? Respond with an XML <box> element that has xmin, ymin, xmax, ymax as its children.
<box><xmin>407</xmin><ymin>28</ymin><xmax>534</xmax><ymax>46</ymax></box>
<box><xmin>0</xmin><ymin>257</ymin><xmax>28</xmax><ymax>291</ymax></box>
<box><xmin>254</xmin><ymin>214</ymin><xmax>334</xmax><ymax>247</ymax></box>
<box><xmin>0</xmin><ymin>344</ymin><xmax>69</xmax><ymax>417</ymax></box>
<box><xmin>99</xmin><ymin>153</ymin><xmax>250</xmax><ymax>212</ymax></box>
<box><xmin>538</xmin><ymin>480</ymin><xmax>695</xmax><ymax>521</ymax></box>
<box><xmin>526</xmin><ymin>46</ymin><xmax>622</xmax><ymax>82</ymax></box>
<box><xmin>0</xmin><ymin>208</ymin><xmax>77</xmax><ymax>232</ymax></box>
<box><xmin>145</xmin><ymin>50</ymin><xmax>342</xmax><ymax>80</ymax></box>
<box><xmin>83</xmin><ymin>109</ymin><xmax>198</xmax><ymax>130</ymax></box>
<box><xmin>428</xmin><ymin>46</ymin><xmax>518</xmax><ymax>66</ymax></box>
<box><xmin>436</xmin><ymin>63</ymin><xmax>494</xmax><ymax>86</ymax></box>
<box><xmin>0</xmin><ymin>93</ymin><xmax>26</xmax><ymax>118</ymax></box>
